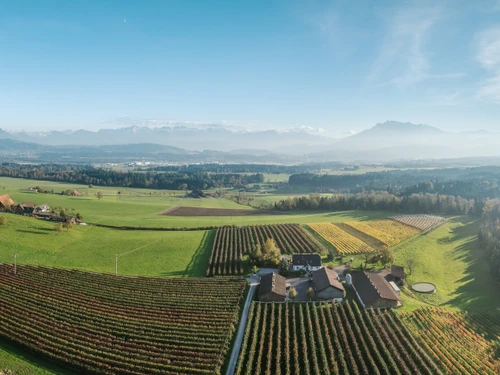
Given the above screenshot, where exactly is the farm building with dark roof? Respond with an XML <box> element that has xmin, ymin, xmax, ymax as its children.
<box><xmin>259</xmin><ymin>272</ymin><xmax>286</xmax><ymax>302</ymax></box>
<box><xmin>312</xmin><ymin>267</ymin><xmax>345</xmax><ymax>300</ymax></box>
<box><xmin>351</xmin><ymin>271</ymin><xmax>402</xmax><ymax>310</ymax></box>
<box><xmin>390</xmin><ymin>265</ymin><xmax>405</xmax><ymax>281</ymax></box>
<box><xmin>291</xmin><ymin>254</ymin><xmax>322</xmax><ymax>272</ymax></box>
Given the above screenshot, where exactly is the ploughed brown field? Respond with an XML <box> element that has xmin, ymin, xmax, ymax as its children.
<box><xmin>162</xmin><ymin>206</ymin><xmax>279</xmax><ymax>216</ymax></box>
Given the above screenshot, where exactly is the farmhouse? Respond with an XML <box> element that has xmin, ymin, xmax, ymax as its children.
<box><xmin>312</xmin><ymin>267</ymin><xmax>345</xmax><ymax>300</ymax></box>
<box><xmin>291</xmin><ymin>254</ymin><xmax>322</xmax><ymax>272</ymax></box>
<box><xmin>35</xmin><ymin>204</ymin><xmax>50</xmax><ymax>213</ymax></box>
<box><xmin>0</xmin><ymin>195</ymin><xmax>15</xmax><ymax>210</ymax></box>
<box><xmin>15</xmin><ymin>202</ymin><xmax>36</xmax><ymax>215</ymax></box>
<box><xmin>351</xmin><ymin>271</ymin><xmax>402</xmax><ymax>310</ymax></box>
<box><xmin>259</xmin><ymin>272</ymin><xmax>286</xmax><ymax>302</ymax></box>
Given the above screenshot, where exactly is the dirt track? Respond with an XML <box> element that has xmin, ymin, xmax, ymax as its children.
<box><xmin>161</xmin><ymin>206</ymin><xmax>278</xmax><ymax>216</ymax></box>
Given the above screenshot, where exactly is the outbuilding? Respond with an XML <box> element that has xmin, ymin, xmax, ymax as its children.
<box><xmin>312</xmin><ymin>267</ymin><xmax>345</xmax><ymax>300</ymax></box>
<box><xmin>351</xmin><ymin>271</ymin><xmax>402</xmax><ymax>310</ymax></box>
<box><xmin>259</xmin><ymin>272</ymin><xmax>287</xmax><ymax>302</ymax></box>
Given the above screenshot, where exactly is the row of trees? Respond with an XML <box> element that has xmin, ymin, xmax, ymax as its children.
<box><xmin>288</xmin><ymin>166</ymin><xmax>500</xmax><ymax>199</ymax></box>
<box><xmin>0</xmin><ymin>163</ymin><xmax>264</xmax><ymax>190</ymax></box>
<box><xmin>478</xmin><ymin>199</ymin><xmax>500</xmax><ymax>281</ymax></box>
<box><xmin>274</xmin><ymin>192</ymin><xmax>479</xmax><ymax>216</ymax></box>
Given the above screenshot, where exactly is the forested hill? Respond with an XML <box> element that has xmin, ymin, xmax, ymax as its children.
<box><xmin>288</xmin><ymin>167</ymin><xmax>500</xmax><ymax>199</ymax></box>
<box><xmin>0</xmin><ymin>164</ymin><xmax>264</xmax><ymax>190</ymax></box>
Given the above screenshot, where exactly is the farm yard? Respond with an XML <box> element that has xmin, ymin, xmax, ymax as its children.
<box><xmin>0</xmin><ymin>265</ymin><xmax>246</xmax><ymax>375</ymax></box>
<box><xmin>206</xmin><ymin>224</ymin><xmax>324</xmax><ymax>276</ymax></box>
<box><xmin>236</xmin><ymin>301</ymin><xmax>500</xmax><ymax>375</ymax></box>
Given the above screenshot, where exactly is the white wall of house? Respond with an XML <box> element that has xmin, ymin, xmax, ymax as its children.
<box><xmin>292</xmin><ymin>265</ymin><xmax>321</xmax><ymax>272</ymax></box>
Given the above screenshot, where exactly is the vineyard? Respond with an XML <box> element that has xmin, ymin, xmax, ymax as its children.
<box><xmin>390</xmin><ymin>215</ymin><xmax>447</xmax><ymax>231</ymax></box>
<box><xmin>206</xmin><ymin>224</ymin><xmax>323</xmax><ymax>276</ymax></box>
<box><xmin>0</xmin><ymin>264</ymin><xmax>246</xmax><ymax>375</ymax></box>
<box><xmin>308</xmin><ymin>222</ymin><xmax>376</xmax><ymax>255</ymax></box>
<box><xmin>345</xmin><ymin>220</ymin><xmax>420</xmax><ymax>247</ymax></box>
<box><xmin>236</xmin><ymin>301</ymin><xmax>500</xmax><ymax>375</ymax></box>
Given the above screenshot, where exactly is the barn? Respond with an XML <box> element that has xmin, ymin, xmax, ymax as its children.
<box><xmin>312</xmin><ymin>267</ymin><xmax>345</xmax><ymax>300</ymax></box>
<box><xmin>351</xmin><ymin>271</ymin><xmax>402</xmax><ymax>310</ymax></box>
<box><xmin>258</xmin><ymin>272</ymin><xmax>286</xmax><ymax>302</ymax></box>
<box><xmin>0</xmin><ymin>195</ymin><xmax>14</xmax><ymax>210</ymax></box>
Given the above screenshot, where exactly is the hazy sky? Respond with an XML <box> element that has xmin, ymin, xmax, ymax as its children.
<box><xmin>1</xmin><ymin>0</ymin><xmax>500</xmax><ymax>135</ymax></box>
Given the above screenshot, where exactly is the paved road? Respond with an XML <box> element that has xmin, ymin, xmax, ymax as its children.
<box><xmin>225</xmin><ymin>282</ymin><xmax>257</xmax><ymax>375</ymax></box>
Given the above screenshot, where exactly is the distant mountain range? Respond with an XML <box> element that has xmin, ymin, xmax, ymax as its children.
<box><xmin>1</xmin><ymin>121</ymin><xmax>499</xmax><ymax>163</ymax></box>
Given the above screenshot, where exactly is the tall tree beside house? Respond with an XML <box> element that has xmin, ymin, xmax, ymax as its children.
<box><xmin>306</xmin><ymin>287</ymin><xmax>315</xmax><ymax>301</ymax></box>
<box><xmin>288</xmin><ymin>287</ymin><xmax>297</xmax><ymax>301</ymax></box>
<box><xmin>379</xmin><ymin>246</ymin><xmax>394</xmax><ymax>268</ymax></box>
<box><xmin>59</xmin><ymin>209</ymin><xmax>66</xmax><ymax>217</ymax></box>
<box><xmin>406</xmin><ymin>257</ymin><xmax>418</xmax><ymax>275</ymax></box>
<box><xmin>248</xmin><ymin>239</ymin><xmax>281</xmax><ymax>267</ymax></box>
<box><xmin>63</xmin><ymin>220</ymin><xmax>74</xmax><ymax>232</ymax></box>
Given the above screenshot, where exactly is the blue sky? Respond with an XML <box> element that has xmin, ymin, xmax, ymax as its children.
<box><xmin>1</xmin><ymin>0</ymin><xmax>500</xmax><ymax>136</ymax></box>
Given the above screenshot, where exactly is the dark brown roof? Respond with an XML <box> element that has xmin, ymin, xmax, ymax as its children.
<box><xmin>259</xmin><ymin>272</ymin><xmax>286</xmax><ymax>298</ymax></box>
<box><xmin>313</xmin><ymin>267</ymin><xmax>344</xmax><ymax>292</ymax></box>
<box><xmin>292</xmin><ymin>254</ymin><xmax>322</xmax><ymax>267</ymax></box>
<box><xmin>20</xmin><ymin>202</ymin><xmax>36</xmax><ymax>208</ymax></box>
<box><xmin>391</xmin><ymin>265</ymin><xmax>405</xmax><ymax>279</ymax></box>
<box><xmin>352</xmin><ymin>271</ymin><xmax>401</xmax><ymax>304</ymax></box>
<box><xmin>0</xmin><ymin>195</ymin><xmax>14</xmax><ymax>207</ymax></box>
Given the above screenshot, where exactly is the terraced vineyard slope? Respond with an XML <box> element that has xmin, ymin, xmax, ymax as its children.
<box><xmin>390</xmin><ymin>215</ymin><xmax>447</xmax><ymax>231</ymax></box>
<box><xmin>236</xmin><ymin>301</ymin><xmax>500</xmax><ymax>375</ymax></box>
<box><xmin>308</xmin><ymin>222</ymin><xmax>376</xmax><ymax>255</ymax></box>
<box><xmin>345</xmin><ymin>220</ymin><xmax>420</xmax><ymax>247</ymax></box>
<box><xmin>0</xmin><ymin>265</ymin><xmax>246</xmax><ymax>375</ymax></box>
<box><xmin>206</xmin><ymin>224</ymin><xmax>323</xmax><ymax>276</ymax></box>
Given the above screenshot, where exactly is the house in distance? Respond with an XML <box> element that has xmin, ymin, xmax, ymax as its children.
<box><xmin>350</xmin><ymin>271</ymin><xmax>402</xmax><ymax>309</ymax></box>
<box><xmin>291</xmin><ymin>254</ymin><xmax>322</xmax><ymax>272</ymax></box>
<box><xmin>312</xmin><ymin>267</ymin><xmax>345</xmax><ymax>301</ymax></box>
<box><xmin>258</xmin><ymin>272</ymin><xmax>286</xmax><ymax>302</ymax></box>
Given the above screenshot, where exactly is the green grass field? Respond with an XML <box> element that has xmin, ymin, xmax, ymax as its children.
<box><xmin>0</xmin><ymin>214</ymin><xmax>210</xmax><ymax>277</ymax></box>
<box><xmin>393</xmin><ymin>216</ymin><xmax>500</xmax><ymax>312</ymax></box>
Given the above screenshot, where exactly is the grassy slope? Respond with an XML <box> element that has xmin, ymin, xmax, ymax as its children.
<box><xmin>394</xmin><ymin>216</ymin><xmax>500</xmax><ymax>312</ymax></box>
<box><xmin>0</xmin><ymin>341</ymin><xmax>73</xmax><ymax>375</ymax></box>
<box><xmin>0</xmin><ymin>214</ymin><xmax>210</xmax><ymax>277</ymax></box>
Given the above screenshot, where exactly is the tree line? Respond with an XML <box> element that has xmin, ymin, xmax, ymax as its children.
<box><xmin>478</xmin><ymin>199</ymin><xmax>500</xmax><ymax>281</ymax></box>
<box><xmin>273</xmin><ymin>192</ymin><xmax>480</xmax><ymax>216</ymax></box>
<box><xmin>288</xmin><ymin>167</ymin><xmax>500</xmax><ymax>199</ymax></box>
<box><xmin>0</xmin><ymin>163</ymin><xmax>264</xmax><ymax>190</ymax></box>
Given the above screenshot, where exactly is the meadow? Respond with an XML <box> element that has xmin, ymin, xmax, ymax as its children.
<box><xmin>0</xmin><ymin>214</ymin><xmax>209</xmax><ymax>278</ymax></box>
<box><xmin>1</xmin><ymin>176</ymin><xmax>390</xmax><ymax>227</ymax></box>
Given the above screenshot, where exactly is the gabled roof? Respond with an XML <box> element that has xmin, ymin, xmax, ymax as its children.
<box><xmin>20</xmin><ymin>202</ymin><xmax>36</xmax><ymax>208</ymax></box>
<box><xmin>352</xmin><ymin>271</ymin><xmax>401</xmax><ymax>304</ymax></box>
<box><xmin>259</xmin><ymin>272</ymin><xmax>286</xmax><ymax>298</ymax></box>
<box><xmin>292</xmin><ymin>254</ymin><xmax>322</xmax><ymax>267</ymax></box>
<box><xmin>391</xmin><ymin>265</ymin><xmax>405</xmax><ymax>279</ymax></box>
<box><xmin>0</xmin><ymin>195</ymin><xmax>14</xmax><ymax>207</ymax></box>
<box><xmin>313</xmin><ymin>267</ymin><xmax>344</xmax><ymax>292</ymax></box>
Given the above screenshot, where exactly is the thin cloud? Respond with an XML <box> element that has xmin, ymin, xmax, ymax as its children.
<box><xmin>367</xmin><ymin>1</ymin><xmax>462</xmax><ymax>88</ymax></box>
<box><xmin>476</xmin><ymin>26</ymin><xmax>500</xmax><ymax>103</ymax></box>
